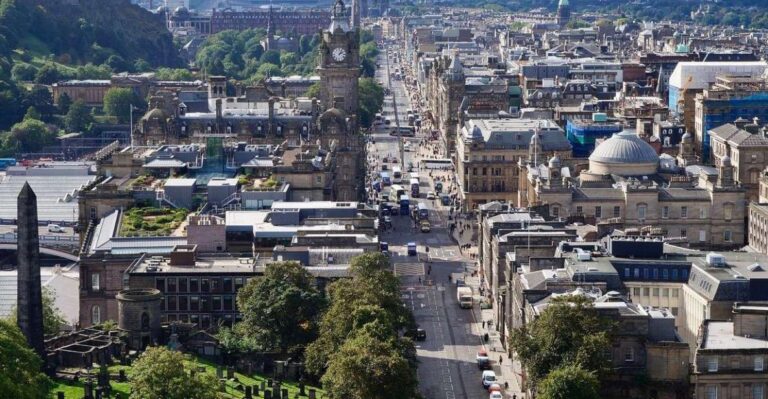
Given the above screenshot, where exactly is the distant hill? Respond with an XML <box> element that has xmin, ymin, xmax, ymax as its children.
<box><xmin>0</xmin><ymin>0</ymin><xmax>181</xmax><ymax>68</ymax></box>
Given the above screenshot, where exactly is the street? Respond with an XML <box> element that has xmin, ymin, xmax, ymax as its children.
<box><xmin>367</xmin><ymin>41</ymin><xmax>521</xmax><ymax>399</ymax></box>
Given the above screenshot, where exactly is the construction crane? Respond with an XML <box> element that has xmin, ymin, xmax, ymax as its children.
<box><xmin>676</xmin><ymin>75</ymin><xmax>694</xmax><ymax>115</ymax></box>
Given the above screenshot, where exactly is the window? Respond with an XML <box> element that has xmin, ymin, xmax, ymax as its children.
<box><xmin>155</xmin><ymin>278</ymin><xmax>165</xmax><ymax>291</ymax></box>
<box><xmin>756</xmin><ymin>357</ymin><xmax>764</xmax><ymax>372</ymax></box>
<box><xmin>624</xmin><ymin>268</ymin><xmax>631</xmax><ymax>278</ymax></box>
<box><xmin>190</xmin><ymin>296</ymin><xmax>200</xmax><ymax>311</ymax></box>
<box><xmin>653</xmin><ymin>288</ymin><xmax>660</xmax><ymax>296</ymax></box>
<box><xmin>167</xmin><ymin>296</ymin><xmax>177</xmax><ymax>311</ymax></box>
<box><xmin>213</xmin><ymin>296</ymin><xmax>222</xmax><ymax>311</ymax></box>
<box><xmin>552</xmin><ymin>207</ymin><xmax>559</xmax><ymax>218</ymax></box>
<box><xmin>699</xmin><ymin>230</ymin><xmax>707</xmax><ymax>242</ymax></box>
<box><xmin>662</xmin><ymin>288</ymin><xmax>669</xmax><ymax>296</ymax></box>
<box><xmin>724</xmin><ymin>231</ymin><xmax>732</xmax><ymax>242</ymax></box>
<box><xmin>178</xmin><ymin>278</ymin><xmax>188</xmax><ymax>293</ymax></box>
<box><xmin>663</xmin><ymin>269</ymin><xmax>669</xmax><ymax>280</ymax></box>
<box><xmin>178</xmin><ymin>296</ymin><xmax>188</xmax><ymax>311</ymax></box>
<box><xmin>167</xmin><ymin>278</ymin><xmax>177</xmax><ymax>293</ymax></box>
<box><xmin>595</xmin><ymin>206</ymin><xmax>602</xmax><ymax>218</ymax></box>
<box><xmin>724</xmin><ymin>204</ymin><xmax>733</xmax><ymax>221</ymax></box>
<box><xmin>223</xmin><ymin>296</ymin><xmax>234</xmax><ymax>311</ymax></box>
<box><xmin>576</xmin><ymin>206</ymin><xmax>583</xmax><ymax>215</ymax></box>
<box><xmin>672</xmin><ymin>269</ymin><xmax>679</xmax><ymax>280</ymax></box>
<box><xmin>754</xmin><ymin>384</ymin><xmax>764</xmax><ymax>399</ymax></box>
<box><xmin>706</xmin><ymin>386</ymin><xmax>717</xmax><ymax>399</ymax></box>
<box><xmin>672</xmin><ymin>289</ymin><xmax>679</xmax><ymax>297</ymax></box>
<box><xmin>643</xmin><ymin>287</ymin><xmax>650</xmax><ymax>296</ymax></box>
<box><xmin>638</xmin><ymin>204</ymin><xmax>647</xmax><ymax>221</ymax></box>
<box><xmin>223</xmin><ymin>278</ymin><xmax>233</xmax><ymax>292</ymax></box>
<box><xmin>201</xmin><ymin>279</ymin><xmax>210</xmax><ymax>292</ymax></box>
<box><xmin>681</xmin><ymin>206</ymin><xmax>688</xmax><ymax>219</ymax></box>
<box><xmin>613</xmin><ymin>206</ymin><xmax>621</xmax><ymax>218</ymax></box>
<box><xmin>700</xmin><ymin>207</ymin><xmax>707</xmax><ymax>219</ymax></box>
<box><xmin>190</xmin><ymin>278</ymin><xmax>199</xmax><ymax>293</ymax></box>
<box><xmin>234</xmin><ymin>278</ymin><xmax>244</xmax><ymax>291</ymax></box>
<box><xmin>91</xmin><ymin>273</ymin><xmax>100</xmax><ymax>291</ymax></box>
<box><xmin>662</xmin><ymin>206</ymin><xmax>669</xmax><ymax>219</ymax></box>
<box><xmin>91</xmin><ymin>305</ymin><xmax>101</xmax><ymax>325</ymax></box>
<box><xmin>681</xmin><ymin>228</ymin><xmax>687</xmax><ymax>238</ymax></box>
<box><xmin>671</xmin><ymin>307</ymin><xmax>678</xmax><ymax>316</ymax></box>
<box><xmin>653</xmin><ymin>268</ymin><xmax>659</xmax><ymax>280</ymax></box>
<box><xmin>633</xmin><ymin>287</ymin><xmax>641</xmax><ymax>297</ymax></box>
<box><xmin>624</xmin><ymin>347</ymin><xmax>634</xmax><ymax>362</ymax></box>
<box><xmin>634</xmin><ymin>268</ymin><xmax>640</xmax><ymax>278</ymax></box>
<box><xmin>708</xmin><ymin>357</ymin><xmax>718</xmax><ymax>372</ymax></box>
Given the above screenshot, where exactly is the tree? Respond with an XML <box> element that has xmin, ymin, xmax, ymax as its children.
<box><xmin>8</xmin><ymin>287</ymin><xmax>66</xmax><ymax>337</ymax></box>
<box><xmin>34</xmin><ymin>63</ymin><xmax>60</xmax><ymax>85</ymax></box>
<box><xmin>57</xmin><ymin>92</ymin><xmax>72</xmax><ymax>114</ymax></box>
<box><xmin>321</xmin><ymin>327</ymin><xmax>418</xmax><ymax>399</ymax></box>
<box><xmin>0</xmin><ymin>319</ymin><xmax>52</xmax><ymax>399</ymax></box>
<box><xmin>22</xmin><ymin>85</ymin><xmax>56</xmax><ymax>121</ymax></box>
<box><xmin>305</xmin><ymin>252</ymin><xmax>413</xmax><ymax>377</ymax></box>
<box><xmin>23</xmin><ymin>107</ymin><xmax>40</xmax><ymax>121</ymax></box>
<box><xmin>134</xmin><ymin>58</ymin><xmax>151</xmax><ymax>72</ymax></box>
<box><xmin>358</xmin><ymin>78</ymin><xmax>384</xmax><ymax>128</ymax></box>
<box><xmin>7</xmin><ymin>118</ymin><xmax>57</xmax><ymax>153</ymax></box>
<box><xmin>129</xmin><ymin>347</ymin><xmax>222</xmax><ymax>399</ymax></box>
<box><xmin>64</xmin><ymin>100</ymin><xmax>93</xmax><ymax>133</ymax></box>
<box><xmin>508</xmin><ymin>295</ymin><xmax>613</xmax><ymax>386</ymax></box>
<box><xmin>234</xmin><ymin>262</ymin><xmax>326</xmax><ymax>355</ymax></box>
<box><xmin>103</xmin><ymin>88</ymin><xmax>144</xmax><ymax>123</ymax></box>
<box><xmin>537</xmin><ymin>364</ymin><xmax>600</xmax><ymax>399</ymax></box>
<box><xmin>306</xmin><ymin>82</ymin><xmax>322</xmax><ymax>99</ymax></box>
<box><xmin>280</xmin><ymin>52</ymin><xmax>299</xmax><ymax>67</ymax></box>
<box><xmin>11</xmin><ymin>63</ymin><xmax>36</xmax><ymax>81</ymax></box>
<box><xmin>260</xmin><ymin>49</ymin><xmax>281</xmax><ymax>66</ymax></box>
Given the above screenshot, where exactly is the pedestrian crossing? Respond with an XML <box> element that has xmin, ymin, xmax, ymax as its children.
<box><xmin>394</xmin><ymin>262</ymin><xmax>425</xmax><ymax>276</ymax></box>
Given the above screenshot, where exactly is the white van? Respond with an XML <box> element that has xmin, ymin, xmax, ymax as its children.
<box><xmin>481</xmin><ymin>370</ymin><xmax>496</xmax><ymax>389</ymax></box>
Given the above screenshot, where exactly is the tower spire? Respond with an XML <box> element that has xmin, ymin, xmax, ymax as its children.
<box><xmin>267</xmin><ymin>3</ymin><xmax>275</xmax><ymax>38</ymax></box>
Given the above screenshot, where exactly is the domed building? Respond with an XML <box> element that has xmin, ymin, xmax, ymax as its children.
<box><xmin>588</xmin><ymin>131</ymin><xmax>659</xmax><ymax>176</ymax></box>
<box><xmin>520</xmin><ymin>130</ymin><xmax>746</xmax><ymax>249</ymax></box>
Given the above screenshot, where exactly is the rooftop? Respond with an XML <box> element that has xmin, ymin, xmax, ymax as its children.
<box><xmin>702</xmin><ymin>321</ymin><xmax>768</xmax><ymax>350</ymax></box>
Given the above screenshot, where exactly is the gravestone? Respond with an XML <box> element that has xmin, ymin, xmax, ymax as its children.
<box><xmin>118</xmin><ymin>369</ymin><xmax>126</xmax><ymax>382</ymax></box>
<box><xmin>272</xmin><ymin>386</ymin><xmax>280</xmax><ymax>399</ymax></box>
<box><xmin>57</xmin><ymin>392</ymin><xmax>65</xmax><ymax>399</ymax></box>
<box><xmin>261</xmin><ymin>381</ymin><xmax>266</xmax><ymax>391</ymax></box>
<box><xmin>264</xmin><ymin>390</ymin><xmax>272</xmax><ymax>399</ymax></box>
<box><xmin>216</xmin><ymin>367</ymin><xmax>224</xmax><ymax>379</ymax></box>
<box><xmin>84</xmin><ymin>380</ymin><xmax>94</xmax><ymax>399</ymax></box>
<box><xmin>281</xmin><ymin>388</ymin><xmax>288</xmax><ymax>398</ymax></box>
<box><xmin>227</xmin><ymin>366</ymin><xmax>235</xmax><ymax>379</ymax></box>
<box><xmin>308</xmin><ymin>388</ymin><xmax>316</xmax><ymax>399</ymax></box>
<box><xmin>267</xmin><ymin>379</ymin><xmax>273</xmax><ymax>388</ymax></box>
<box><xmin>299</xmin><ymin>382</ymin><xmax>305</xmax><ymax>396</ymax></box>
<box><xmin>94</xmin><ymin>386</ymin><xmax>103</xmax><ymax>399</ymax></box>
<box><xmin>245</xmin><ymin>385</ymin><xmax>252</xmax><ymax>399</ymax></box>
<box><xmin>254</xmin><ymin>385</ymin><xmax>260</xmax><ymax>397</ymax></box>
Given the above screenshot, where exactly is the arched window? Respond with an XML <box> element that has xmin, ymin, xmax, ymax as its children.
<box><xmin>91</xmin><ymin>305</ymin><xmax>101</xmax><ymax>325</ymax></box>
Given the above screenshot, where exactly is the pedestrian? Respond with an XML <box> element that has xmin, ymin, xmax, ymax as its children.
<box><xmin>499</xmin><ymin>356</ymin><xmax>503</xmax><ymax>365</ymax></box>
<box><xmin>482</xmin><ymin>320</ymin><xmax>486</xmax><ymax>328</ymax></box>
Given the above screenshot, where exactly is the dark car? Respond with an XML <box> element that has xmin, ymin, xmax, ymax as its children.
<box><xmin>406</xmin><ymin>327</ymin><xmax>427</xmax><ymax>341</ymax></box>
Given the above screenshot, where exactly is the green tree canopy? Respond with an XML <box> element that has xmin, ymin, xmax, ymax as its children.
<box><xmin>64</xmin><ymin>100</ymin><xmax>93</xmax><ymax>133</ymax></box>
<box><xmin>508</xmin><ymin>295</ymin><xmax>613</xmax><ymax>386</ymax></box>
<box><xmin>57</xmin><ymin>92</ymin><xmax>72</xmax><ymax>114</ymax></box>
<box><xmin>321</xmin><ymin>326</ymin><xmax>419</xmax><ymax>399</ymax></box>
<box><xmin>6</xmin><ymin>118</ymin><xmax>57</xmax><ymax>154</ymax></box>
<box><xmin>103</xmin><ymin>88</ymin><xmax>144</xmax><ymax>124</ymax></box>
<box><xmin>305</xmin><ymin>253</ymin><xmax>414</xmax><ymax>377</ymax></box>
<box><xmin>537</xmin><ymin>364</ymin><xmax>600</xmax><ymax>399</ymax></box>
<box><xmin>0</xmin><ymin>319</ymin><xmax>51</xmax><ymax>399</ymax></box>
<box><xmin>129</xmin><ymin>347</ymin><xmax>222</xmax><ymax>399</ymax></box>
<box><xmin>260</xmin><ymin>49</ymin><xmax>282</xmax><ymax>67</ymax></box>
<box><xmin>358</xmin><ymin>78</ymin><xmax>385</xmax><ymax>129</ymax></box>
<box><xmin>233</xmin><ymin>262</ymin><xmax>326</xmax><ymax>355</ymax></box>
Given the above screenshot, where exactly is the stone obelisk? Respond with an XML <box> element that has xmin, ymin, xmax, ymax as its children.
<box><xmin>17</xmin><ymin>182</ymin><xmax>45</xmax><ymax>359</ymax></box>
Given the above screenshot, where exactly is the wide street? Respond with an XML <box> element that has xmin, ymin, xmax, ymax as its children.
<box><xmin>367</xmin><ymin>42</ymin><xmax>517</xmax><ymax>399</ymax></box>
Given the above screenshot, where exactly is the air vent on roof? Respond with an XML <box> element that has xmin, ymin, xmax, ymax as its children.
<box><xmin>587</xmin><ymin>267</ymin><xmax>599</xmax><ymax>272</ymax></box>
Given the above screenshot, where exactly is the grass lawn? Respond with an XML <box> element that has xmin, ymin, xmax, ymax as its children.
<box><xmin>50</xmin><ymin>356</ymin><xmax>325</xmax><ymax>398</ymax></box>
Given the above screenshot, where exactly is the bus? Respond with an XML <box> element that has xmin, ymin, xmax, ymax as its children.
<box><xmin>409</xmin><ymin>178</ymin><xmax>420</xmax><ymax>197</ymax></box>
<box><xmin>380</xmin><ymin>171</ymin><xmax>391</xmax><ymax>186</ymax></box>
<box><xmin>399</xmin><ymin>195</ymin><xmax>410</xmax><ymax>216</ymax></box>
<box><xmin>420</xmin><ymin>158</ymin><xmax>454</xmax><ymax>170</ymax></box>
<box><xmin>416</xmin><ymin>202</ymin><xmax>429</xmax><ymax>220</ymax></box>
<box><xmin>390</xmin><ymin>127</ymin><xmax>416</xmax><ymax>137</ymax></box>
<box><xmin>0</xmin><ymin>158</ymin><xmax>16</xmax><ymax>170</ymax></box>
<box><xmin>410</xmin><ymin>172</ymin><xmax>420</xmax><ymax>183</ymax></box>
<box><xmin>392</xmin><ymin>166</ymin><xmax>402</xmax><ymax>184</ymax></box>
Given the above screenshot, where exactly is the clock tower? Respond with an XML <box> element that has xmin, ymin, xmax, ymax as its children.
<box><xmin>318</xmin><ymin>0</ymin><xmax>359</xmax><ymax>116</ymax></box>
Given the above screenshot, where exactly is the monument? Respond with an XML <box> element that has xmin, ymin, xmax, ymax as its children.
<box><xmin>17</xmin><ymin>182</ymin><xmax>45</xmax><ymax>359</ymax></box>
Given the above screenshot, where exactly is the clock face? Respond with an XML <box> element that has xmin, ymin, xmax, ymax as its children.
<box><xmin>332</xmin><ymin>47</ymin><xmax>347</xmax><ymax>62</ymax></box>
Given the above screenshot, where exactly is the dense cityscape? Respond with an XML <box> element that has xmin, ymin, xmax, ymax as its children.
<box><xmin>3</xmin><ymin>0</ymin><xmax>768</xmax><ymax>398</ymax></box>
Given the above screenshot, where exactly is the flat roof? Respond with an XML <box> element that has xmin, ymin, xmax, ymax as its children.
<box><xmin>702</xmin><ymin>321</ymin><xmax>768</xmax><ymax>350</ymax></box>
<box><xmin>130</xmin><ymin>255</ymin><xmax>259</xmax><ymax>274</ymax></box>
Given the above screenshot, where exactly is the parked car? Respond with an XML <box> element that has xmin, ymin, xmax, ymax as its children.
<box><xmin>47</xmin><ymin>224</ymin><xmax>64</xmax><ymax>233</ymax></box>
<box><xmin>481</xmin><ymin>370</ymin><xmax>497</xmax><ymax>389</ymax></box>
<box><xmin>489</xmin><ymin>392</ymin><xmax>503</xmax><ymax>399</ymax></box>
<box><xmin>488</xmin><ymin>383</ymin><xmax>502</xmax><ymax>393</ymax></box>
<box><xmin>406</xmin><ymin>327</ymin><xmax>427</xmax><ymax>341</ymax></box>
<box><xmin>426</xmin><ymin>191</ymin><xmax>436</xmax><ymax>200</ymax></box>
<box><xmin>476</xmin><ymin>350</ymin><xmax>490</xmax><ymax>370</ymax></box>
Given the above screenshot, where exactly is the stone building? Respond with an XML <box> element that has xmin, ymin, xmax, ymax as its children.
<box><xmin>208</xmin><ymin>7</ymin><xmax>331</xmax><ymax>35</ymax></box>
<box><xmin>520</xmin><ymin>131</ymin><xmax>746</xmax><ymax>249</ymax></box>
<box><xmin>260</xmin><ymin>7</ymin><xmax>299</xmax><ymax>53</ymax></box>
<box><xmin>457</xmin><ymin>119</ymin><xmax>571</xmax><ymax>210</ymax></box>
<box><xmin>116</xmin><ymin>288</ymin><xmax>162</xmax><ymax>349</ymax></box>
<box><xmin>709</xmin><ymin>119</ymin><xmax>768</xmax><ymax>202</ymax></box>
<box><xmin>692</xmin><ymin>304</ymin><xmax>768</xmax><ymax>399</ymax></box>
